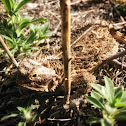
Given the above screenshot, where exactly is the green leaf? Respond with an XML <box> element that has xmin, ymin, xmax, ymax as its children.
<box><xmin>19</xmin><ymin>17</ymin><xmax>33</xmax><ymax>24</ymax></box>
<box><xmin>91</xmin><ymin>84</ymin><xmax>103</xmax><ymax>95</ymax></box>
<box><xmin>43</xmin><ymin>31</ymin><xmax>53</xmax><ymax>37</ymax></box>
<box><xmin>41</xmin><ymin>22</ymin><xmax>50</xmax><ymax>34</ymax></box>
<box><xmin>8</xmin><ymin>23</ymin><xmax>13</xmax><ymax>29</ymax></box>
<box><xmin>86</xmin><ymin>117</ymin><xmax>101</xmax><ymax>124</ymax></box>
<box><xmin>17</xmin><ymin>106</ymin><xmax>26</xmax><ymax>112</ymax></box>
<box><xmin>115</xmin><ymin>102</ymin><xmax>126</xmax><ymax>107</ymax></box>
<box><xmin>2</xmin><ymin>0</ymin><xmax>11</xmax><ymax>13</ymax></box>
<box><xmin>100</xmin><ymin>118</ymin><xmax>114</xmax><ymax>126</ymax></box>
<box><xmin>10</xmin><ymin>47</ymin><xmax>18</xmax><ymax>55</ymax></box>
<box><xmin>30</xmin><ymin>18</ymin><xmax>47</xmax><ymax>24</ymax></box>
<box><xmin>2</xmin><ymin>35</ymin><xmax>13</xmax><ymax>43</ymax></box>
<box><xmin>15</xmin><ymin>0</ymin><xmax>31</xmax><ymax>13</ymax></box>
<box><xmin>104</xmin><ymin>104</ymin><xmax>116</xmax><ymax>114</ymax></box>
<box><xmin>114</xmin><ymin>87</ymin><xmax>123</xmax><ymax>103</ymax></box>
<box><xmin>16</xmin><ymin>21</ymin><xmax>31</xmax><ymax>36</ymax></box>
<box><xmin>39</xmin><ymin>31</ymin><xmax>53</xmax><ymax>39</ymax></box>
<box><xmin>16</xmin><ymin>18</ymin><xmax>47</xmax><ymax>36</ymax></box>
<box><xmin>86</xmin><ymin>96</ymin><xmax>106</xmax><ymax>111</ymax></box>
<box><xmin>91</xmin><ymin>84</ymin><xmax>109</xmax><ymax>102</ymax></box>
<box><xmin>112</xmin><ymin>107</ymin><xmax>126</xmax><ymax>120</ymax></box>
<box><xmin>13</xmin><ymin>31</ymin><xmax>17</xmax><ymax>38</ymax></box>
<box><xmin>9</xmin><ymin>0</ymin><xmax>15</xmax><ymax>11</ymax></box>
<box><xmin>87</xmin><ymin>117</ymin><xmax>115</xmax><ymax>126</ymax></box>
<box><xmin>113</xmin><ymin>111</ymin><xmax>126</xmax><ymax>121</ymax></box>
<box><xmin>104</xmin><ymin>76</ymin><xmax>114</xmax><ymax>104</ymax></box>
<box><xmin>26</xmin><ymin>30</ymin><xmax>37</xmax><ymax>44</ymax></box>
<box><xmin>114</xmin><ymin>107</ymin><xmax>126</xmax><ymax>114</ymax></box>
<box><xmin>18</xmin><ymin>121</ymin><xmax>26</xmax><ymax>126</ymax></box>
<box><xmin>91</xmin><ymin>91</ymin><xmax>104</xmax><ymax>104</ymax></box>
<box><xmin>1</xmin><ymin>113</ymin><xmax>19</xmax><ymax>121</ymax></box>
<box><xmin>120</xmin><ymin>91</ymin><xmax>126</xmax><ymax>102</ymax></box>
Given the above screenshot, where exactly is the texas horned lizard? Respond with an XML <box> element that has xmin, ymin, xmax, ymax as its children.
<box><xmin>16</xmin><ymin>57</ymin><xmax>62</xmax><ymax>92</ymax></box>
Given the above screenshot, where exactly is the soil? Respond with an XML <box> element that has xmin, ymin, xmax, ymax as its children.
<box><xmin>0</xmin><ymin>0</ymin><xmax>126</xmax><ymax>126</ymax></box>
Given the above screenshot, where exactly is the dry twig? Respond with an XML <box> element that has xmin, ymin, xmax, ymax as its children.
<box><xmin>111</xmin><ymin>59</ymin><xmax>126</xmax><ymax>70</ymax></box>
<box><xmin>0</xmin><ymin>35</ymin><xmax>18</xmax><ymax>68</ymax></box>
<box><xmin>94</xmin><ymin>50</ymin><xmax>126</xmax><ymax>71</ymax></box>
<box><xmin>109</xmin><ymin>22</ymin><xmax>126</xmax><ymax>45</ymax></box>
<box><xmin>60</xmin><ymin>0</ymin><xmax>71</xmax><ymax>104</ymax></box>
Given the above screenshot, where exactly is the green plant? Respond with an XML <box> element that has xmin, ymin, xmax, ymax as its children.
<box><xmin>86</xmin><ymin>76</ymin><xmax>126</xmax><ymax>126</ymax></box>
<box><xmin>1</xmin><ymin>104</ymin><xmax>39</xmax><ymax>126</ymax></box>
<box><xmin>0</xmin><ymin>0</ymin><xmax>52</xmax><ymax>56</ymax></box>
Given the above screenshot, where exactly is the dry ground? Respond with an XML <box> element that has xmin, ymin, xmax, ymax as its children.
<box><xmin>0</xmin><ymin>0</ymin><xmax>126</xmax><ymax>125</ymax></box>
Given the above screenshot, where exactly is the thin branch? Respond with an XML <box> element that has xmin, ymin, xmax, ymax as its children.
<box><xmin>48</xmin><ymin>118</ymin><xmax>71</xmax><ymax>121</ymax></box>
<box><xmin>93</xmin><ymin>50</ymin><xmax>126</xmax><ymax>71</ymax></box>
<box><xmin>111</xmin><ymin>59</ymin><xmax>126</xmax><ymax>70</ymax></box>
<box><xmin>110</xmin><ymin>28</ymin><xmax>126</xmax><ymax>45</ymax></box>
<box><xmin>106</xmin><ymin>50</ymin><xmax>126</xmax><ymax>60</ymax></box>
<box><xmin>0</xmin><ymin>35</ymin><xmax>18</xmax><ymax>68</ymax></box>
<box><xmin>60</xmin><ymin>0</ymin><xmax>71</xmax><ymax>104</ymax></box>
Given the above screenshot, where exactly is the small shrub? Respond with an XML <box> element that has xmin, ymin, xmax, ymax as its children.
<box><xmin>0</xmin><ymin>0</ymin><xmax>52</xmax><ymax>57</ymax></box>
<box><xmin>86</xmin><ymin>76</ymin><xmax>126</xmax><ymax>126</ymax></box>
<box><xmin>1</xmin><ymin>104</ymin><xmax>39</xmax><ymax>126</ymax></box>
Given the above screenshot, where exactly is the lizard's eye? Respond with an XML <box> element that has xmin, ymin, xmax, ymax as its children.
<box><xmin>33</xmin><ymin>74</ymin><xmax>37</xmax><ymax>77</ymax></box>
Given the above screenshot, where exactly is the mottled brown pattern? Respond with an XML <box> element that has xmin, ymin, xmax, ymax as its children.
<box><xmin>71</xmin><ymin>21</ymin><xmax>118</xmax><ymax>72</ymax></box>
<box><xmin>16</xmin><ymin>57</ymin><xmax>62</xmax><ymax>91</ymax></box>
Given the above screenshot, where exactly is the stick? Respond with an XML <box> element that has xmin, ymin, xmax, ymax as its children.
<box><xmin>109</xmin><ymin>22</ymin><xmax>126</xmax><ymax>45</ymax></box>
<box><xmin>112</xmin><ymin>59</ymin><xmax>126</xmax><ymax>70</ymax></box>
<box><xmin>60</xmin><ymin>0</ymin><xmax>71</xmax><ymax>104</ymax></box>
<box><xmin>93</xmin><ymin>50</ymin><xmax>126</xmax><ymax>71</ymax></box>
<box><xmin>110</xmin><ymin>28</ymin><xmax>126</xmax><ymax>45</ymax></box>
<box><xmin>0</xmin><ymin>35</ymin><xmax>18</xmax><ymax>68</ymax></box>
